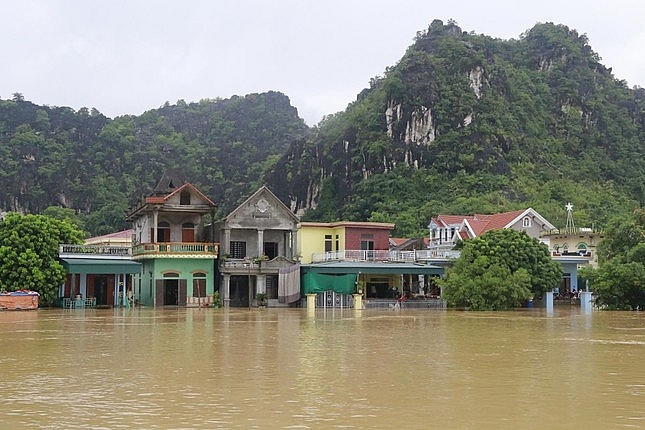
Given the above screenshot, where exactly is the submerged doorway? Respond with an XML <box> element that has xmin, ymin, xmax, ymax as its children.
<box><xmin>229</xmin><ymin>275</ymin><xmax>252</xmax><ymax>307</ymax></box>
<box><xmin>94</xmin><ymin>276</ymin><xmax>109</xmax><ymax>306</ymax></box>
<box><xmin>155</xmin><ymin>277</ymin><xmax>187</xmax><ymax>306</ymax></box>
<box><xmin>164</xmin><ymin>279</ymin><xmax>179</xmax><ymax>305</ymax></box>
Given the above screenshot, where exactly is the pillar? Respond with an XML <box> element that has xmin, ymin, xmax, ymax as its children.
<box><xmin>306</xmin><ymin>293</ymin><xmax>316</xmax><ymax>310</ymax></box>
<box><xmin>222</xmin><ymin>274</ymin><xmax>231</xmax><ymax>308</ymax></box>
<box><xmin>223</xmin><ymin>228</ymin><xmax>231</xmax><ymax>255</ymax></box>
<box><xmin>353</xmin><ymin>294</ymin><xmax>363</xmax><ymax>310</ymax></box>
<box><xmin>580</xmin><ymin>291</ymin><xmax>593</xmax><ymax>313</ymax></box>
<box><xmin>545</xmin><ymin>291</ymin><xmax>554</xmax><ymax>314</ymax></box>
<box><xmin>257</xmin><ymin>229</ymin><xmax>264</xmax><ymax>257</ymax></box>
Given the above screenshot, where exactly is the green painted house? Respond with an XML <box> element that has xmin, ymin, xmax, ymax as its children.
<box><xmin>127</xmin><ymin>172</ymin><xmax>219</xmax><ymax>307</ymax></box>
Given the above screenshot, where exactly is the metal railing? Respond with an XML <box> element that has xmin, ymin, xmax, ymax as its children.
<box><xmin>132</xmin><ymin>242</ymin><xmax>218</xmax><ymax>257</ymax></box>
<box><xmin>59</xmin><ymin>244</ymin><xmax>131</xmax><ymax>256</ymax></box>
<box><xmin>310</xmin><ymin>249</ymin><xmax>460</xmax><ymax>263</ymax></box>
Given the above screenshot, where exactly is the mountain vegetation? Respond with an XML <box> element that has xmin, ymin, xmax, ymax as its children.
<box><xmin>0</xmin><ymin>20</ymin><xmax>644</xmax><ymax>239</ymax></box>
<box><xmin>0</xmin><ymin>92</ymin><xmax>307</xmax><ymax>236</ymax></box>
<box><xmin>268</xmin><ymin>20</ymin><xmax>645</xmax><ymax>236</ymax></box>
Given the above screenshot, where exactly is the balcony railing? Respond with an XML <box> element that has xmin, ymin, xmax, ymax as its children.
<box><xmin>132</xmin><ymin>242</ymin><xmax>218</xmax><ymax>258</ymax></box>
<box><xmin>311</xmin><ymin>249</ymin><xmax>460</xmax><ymax>263</ymax></box>
<box><xmin>59</xmin><ymin>244</ymin><xmax>131</xmax><ymax>258</ymax></box>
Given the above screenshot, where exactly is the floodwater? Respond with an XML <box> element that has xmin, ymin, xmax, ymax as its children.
<box><xmin>1</xmin><ymin>307</ymin><xmax>644</xmax><ymax>429</ymax></box>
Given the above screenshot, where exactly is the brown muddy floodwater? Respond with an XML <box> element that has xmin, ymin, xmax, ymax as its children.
<box><xmin>1</xmin><ymin>307</ymin><xmax>644</xmax><ymax>429</ymax></box>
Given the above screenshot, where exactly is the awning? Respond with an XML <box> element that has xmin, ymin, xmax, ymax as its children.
<box><xmin>301</xmin><ymin>261</ymin><xmax>444</xmax><ymax>276</ymax></box>
<box><xmin>61</xmin><ymin>258</ymin><xmax>142</xmax><ymax>275</ymax></box>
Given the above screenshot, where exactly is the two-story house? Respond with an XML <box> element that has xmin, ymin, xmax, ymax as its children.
<box><xmin>299</xmin><ymin>221</ymin><xmax>443</xmax><ymax>308</ymax></box>
<box><xmin>216</xmin><ymin>186</ymin><xmax>300</xmax><ymax>308</ymax></box>
<box><xmin>428</xmin><ymin>209</ymin><xmax>555</xmax><ymax>253</ymax></box>
<box><xmin>126</xmin><ymin>172</ymin><xmax>219</xmax><ymax>307</ymax></box>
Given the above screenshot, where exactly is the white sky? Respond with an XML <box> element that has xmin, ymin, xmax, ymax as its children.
<box><xmin>1</xmin><ymin>0</ymin><xmax>643</xmax><ymax>126</ymax></box>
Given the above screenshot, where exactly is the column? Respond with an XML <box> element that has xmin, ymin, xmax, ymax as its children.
<box><xmin>80</xmin><ymin>274</ymin><xmax>87</xmax><ymax>298</ymax></box>
<box><xmin>545</xmin><ymin>291</ymin><xmax>554</xmax><ymax>314</ymax></box>
<box><xmin>257</xmin><ymin>274</ymin><xmax>267</xmax><ymax>294</ymax></box>
<box><xmin>223</xmin><ymin>228</ymin><xmax>231</xmax><ymax>255</ymax></box>
<box><xmin>291</xmin><ymin>229</ymin><xmax>298</xmax><ymax>260</ymax></box>
<box><xmin>152</xmin><ymin>211</ymin><xmax>158</xmax><ymax>243</ymax></box>
<box><xmin>222</xmin><ymin>274</ymin><xmax>231</xmax><ymax>308</ymax></box>
<box><xmin>257</xmin><ymin>229</ymin><xmax>264</xmax><ymax>257</ymax></box>
<box><xmin>353</xmin><ymin>294</ymin><xmax>363</xmax><ymax>310</ymax></box>
<box><xmin>306</xmin><ymin>293</ymin><xmax>317</xmax><ymax>310</ymax></box>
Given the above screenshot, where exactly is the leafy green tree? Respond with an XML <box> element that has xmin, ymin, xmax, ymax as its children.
<box><xmin>580</xmin><ymin>210</ymin><xmax>645</xmax><ymax>309</ymax></box>
<box><xmin>441</xmin><ymin>229</ymin><xmax>562</xmax><ymax>310</ymax></box>
<box><xmin>0</xmin><ymin>213</ymin><xmax>84</xmax><ymax>305</ymax></box>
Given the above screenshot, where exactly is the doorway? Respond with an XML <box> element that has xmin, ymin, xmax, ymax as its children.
<box><xmin>164</xmin><ymin>279</ymin><xmax>179</xmax><ymax>305</ymax></box>
<box><xmin>94</xmin><ymin>276</ymin><xmax>108</xmax><ymax>305</ymax></box>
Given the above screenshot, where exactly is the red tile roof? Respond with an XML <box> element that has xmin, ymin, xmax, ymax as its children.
<box><xmin>432</xmin><ymin>209</ymin><xmax>531</xmax><ymax>238</ymax></box>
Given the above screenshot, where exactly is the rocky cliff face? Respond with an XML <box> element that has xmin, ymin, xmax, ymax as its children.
<box><xmin>265</xmin><ymin>20</ymin><xmax>645</xmax><ymax>231</ymax></box>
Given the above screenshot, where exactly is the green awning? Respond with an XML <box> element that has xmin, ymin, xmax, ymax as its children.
<box><xmin>302</xmin><ymin>273</ymin><xmax>357</xmax><ymax>295</ymax></box>
<box><xmin>61</xmin><ymin>258</ymin><xmax>142</xmax><ymax>275</ymax></box>
<box><xmin>301</xmin><ymin>261</ymin><xmax>444</xmax><ymax>276</ymax></box>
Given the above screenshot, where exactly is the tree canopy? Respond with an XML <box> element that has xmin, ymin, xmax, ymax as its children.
<box><xmin>440</xmin><ymin>228</ymin><xmax>562</xmax><ymax>310</ymax></box>
<box><xmin>0</xmin><ymin>213</ymin><xmax>84</xmax><ymax>305</ymax></box>
<box><xmin>580</xmin><ymin>209</ymin><xmax>645</xmax><ymax>310</ymax></box>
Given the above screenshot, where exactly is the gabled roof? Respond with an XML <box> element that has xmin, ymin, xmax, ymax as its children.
<box><xmin>430</xmin><ymin>208</ymin><xmax>555</xmax><ymax>238</ymax></box>
<box><xmin>127</xmin><ymin>180</ymin><xmax>216</xmax><ymax>220</ymax></box>
<box><xmin>157</xmin><ymin>182</ymin><xmax>217</xmax><ymax>207</ymax></box>
<box><xmin>221</xmin><ymin>185</ymin><xmax>299</xmax><ymax>224</ymax></box>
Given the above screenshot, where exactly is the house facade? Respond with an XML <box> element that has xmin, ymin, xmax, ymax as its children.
<box><xmin>126</xmin><ymin>172</ymin><xmax>219</xmax><ymax>307</ymax></box>
<box><xmin>59</xmin><ymin>231</ymin><xmax>141</xmax><ymax>308</ymax></box>
<box><xmin>298</xmin><ymin>221</ymin><xmax>443</xmax><ymax>307</ymax></box>
<box><xmin>428</xmin><ymin>208</ymin><xmax>555</xmax><ymax>253</ymax></box>
<box><xmin>217</xmin><ymin>186</ymin><xmax>300</xmax><ymax>308</ymax></box>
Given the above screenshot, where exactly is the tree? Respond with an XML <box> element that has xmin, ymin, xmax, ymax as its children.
<box><xmin>0</xmin><ymin>213</ymin><xmax>84</xmax><ymax>305</ymax></box>
<box><xmin>580</xmin><ymin>210</ymin><xmax>645</xmax><ymax>309</ymax></box>
<box><xmin>441</xmin><ymin>228</ymin><xmax>562</xmax><ymax>310</ymax></box>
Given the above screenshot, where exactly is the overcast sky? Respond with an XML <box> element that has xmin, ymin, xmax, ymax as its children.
<box><xmin>2</xmin><ymin>0</ymin><xmax>643</xmax><ymax>126</ymax></box>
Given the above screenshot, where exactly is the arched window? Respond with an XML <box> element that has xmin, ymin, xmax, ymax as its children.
<box><xmin>522</xmin><ymin>217</ymin><xmax>531</xmax><ymax>228</ymax></box>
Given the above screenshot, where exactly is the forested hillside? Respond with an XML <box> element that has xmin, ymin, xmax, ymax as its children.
<box><xmin>267</xmin><ymin>20</ymin><xmax>645</xmax><ymax>236</ymax></box>
<box><xmin>0</xmin><ymin>91</ymin><xmax>308</xmax><ymax>235</ymax></box>
<box><xmin>1</xmin><ymin>20</ymin><xmax>644</xmax><ymax>238</ymax></box>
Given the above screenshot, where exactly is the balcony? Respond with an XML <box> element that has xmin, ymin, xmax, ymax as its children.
<box><xmin>311</xmin><ymin>249</ymin><xmax>460</xmax><ymax>263</ymax></box>
<box><xmin>131</xmin><ymin>242</ymin><xmax>219</xmax><ymax>259</ymax></box>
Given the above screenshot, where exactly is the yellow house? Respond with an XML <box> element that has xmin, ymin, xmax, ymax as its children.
<box><xmin>298</xmin><ymin>221</ymin><xmax>443</xmax><ymax>307</ymax></box>
<box><xmin>298</xmin><ymin>221</ymin><xmax>393</xmax><ymax>264</ymax></box>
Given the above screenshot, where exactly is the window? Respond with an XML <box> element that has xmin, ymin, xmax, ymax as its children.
<box><xmin>324</xmin><ymin>235</ymin><xmax>332</xmax><ymax>252</ymax></box>
<box><xmin>230</xmin><ymin>241</ymin><xmax>246</xmax><ymax>259</ymax></box>
<box><xmin>264</xmin><ymin>242</ymin><xmax>278</xmax><ymax>259</ymax></box>
<box><xmin>335</xmin><ymin>235</ymin><xmax>339</xmax><ymax>251</ymax></box>
<box><xmin>360</xmin><ymin>240</ymin><xmax>375</xmax><ymax>251</ymax></box>
<box><xmin>522</xmin><ymin>217</ymin><xmax>531</xmax><ymax>228</ymax></box>
<box><xmin>180</xmin><ymin>191</ymin><xmax>191</xmax><ymax>205</ymax></box>
<box><xmin>193</xmin><ymin>272</ymin><xmax>207</xmax><ymax>297</ymax></box>
<box><xmin>157</xmin><ymin>222</ymin><xmax>170</xmax><ymax>242</ymax></box>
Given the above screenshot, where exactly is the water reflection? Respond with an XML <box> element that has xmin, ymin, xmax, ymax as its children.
<box><xmin>0</xmin><ymin>307</ymin><xmax>644</xmax><ymax>429</ymax></box>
